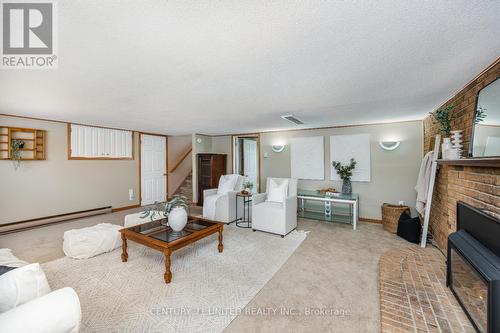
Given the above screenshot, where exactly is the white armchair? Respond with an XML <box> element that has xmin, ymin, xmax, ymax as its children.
<box><xmin>0</xmin><ymin>287</ymin><xmax>81</xmax><ymax>333</ymax></box>
<box><xmin>252</xmin><ymin>177</ymin><xmax>298</xmax><ymax>237</ymax></box>
<box><xmin>203</xmin><ymin>174</ymin><xmax>245</xmax><ymax>223</ymax></box>
<box><xmin>0</xmin><ymin>249</ymin><xmax>81</xmax><ymax>333</ymax></box>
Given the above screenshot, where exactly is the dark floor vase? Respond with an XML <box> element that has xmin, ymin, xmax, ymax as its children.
<box><xmin>342</xmin><ymin>179</ymin><xmax>352</xmax><ymax>194</ymax></box>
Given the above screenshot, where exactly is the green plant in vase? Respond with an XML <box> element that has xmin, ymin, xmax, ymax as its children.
<box><xmin>11</xmin><ymin>139</ymin><xmax>25</xmax><ymax>170</ymax></box>
<box><xmin>332</xmin><ymin>158</ymin><xmax>357</xmax><ymax>194</ymax></box>
<box><xmin>141</xmin><ymin>195</ymin><xmax>190</xmax><ymax>231</ymax></box>
<box><xmin>430</xmin><ymin>104</ymin><xmax>455</xmax><ymax>137</ymax></box>
<box><xmin>242</xmin><ymin>180</ymin><xmax>254</xmax><ymax>193</ymax></box>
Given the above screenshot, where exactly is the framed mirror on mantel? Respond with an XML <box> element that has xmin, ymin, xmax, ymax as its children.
<box><xmin>470</xmin><ymin>77</ymin><xmax>500</xmax><ymax>158</ymax></box>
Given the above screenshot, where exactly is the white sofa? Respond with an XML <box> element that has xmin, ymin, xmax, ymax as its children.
<box><xmin>203</xmin><ymin>174</ymin><xmax>245</xmax><ymax>223</ymax></box>
<box><xmin>0</xmin><ymin>249</ymin><xmax>81</xmax><ymax>333</ymax></box>
<box><xmin>252</xmin><ymin>177</ymin><xmax>298</xmax><ymax>237</ymax></box>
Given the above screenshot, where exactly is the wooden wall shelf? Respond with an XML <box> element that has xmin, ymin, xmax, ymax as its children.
<box><xmin>437</xmin><ymin>158</ymin><xmax>500</xmax><ymax>168</ymax></box>
<box><xmin>0</xmin><ymin>126</ymin><xmax>46</xmax><ymax>160</ymax></box>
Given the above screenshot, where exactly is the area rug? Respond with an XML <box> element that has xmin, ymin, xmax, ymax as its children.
<box><xmin>42</xmin><ymin>225</ymin><xmax>307</xmax><ymax>333</ymax></box>
<box><xmin>379</xmin><ymin>247</ymin><xmax>474</xmax><ymax>333</ymax></box>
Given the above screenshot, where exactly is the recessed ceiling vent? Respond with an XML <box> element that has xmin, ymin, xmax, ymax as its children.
<box><xmin>281</xmin><ymin>115</ymin><xmax>304</xmax><ymax>125</ymax></box>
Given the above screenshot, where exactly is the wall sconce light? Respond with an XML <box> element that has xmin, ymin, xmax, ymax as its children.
<box><xmin>272</xmin><ymin>144</ymin><xmax>285</xmax><ymax>153</ymax></box>
<box><xmin>379</xmin><ymin>141</ymin><xmax>400</xmax><ymax>151</ymax></box>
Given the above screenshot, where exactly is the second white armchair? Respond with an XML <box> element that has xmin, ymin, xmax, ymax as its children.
<box><xmin>252</xmin><ymin>177</ymin><xmax>298</xmax><ymax>237</ymax></box>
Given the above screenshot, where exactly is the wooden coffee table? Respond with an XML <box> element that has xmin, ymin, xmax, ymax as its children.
<box><xmin>119</xmin><ymin>216</ymin><xmax>223</xmax><ymax>284</ymax></box>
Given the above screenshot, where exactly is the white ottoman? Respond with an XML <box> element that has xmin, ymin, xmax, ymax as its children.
<box><xmin>124</xmin><ymin>211</ymin><xmax>165</xmax><ymax>228</ymax></box>
<box><xmin>63</xmin><ymin>223</ymin><xmax>121</xmax><ymax>259</ymax></box>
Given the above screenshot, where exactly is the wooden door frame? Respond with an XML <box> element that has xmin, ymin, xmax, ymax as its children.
<box><xmin>139</xmin><ymin>132</ymin><xmax>168</xmax><ymax>206</ymax></box>
<box><xmin>231</xmin><ymin>133</ymin><xmax>261</xmax><ymax>193</ymax></box>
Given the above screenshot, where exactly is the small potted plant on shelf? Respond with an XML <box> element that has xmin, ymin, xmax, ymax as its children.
<box><xmin>11</xmin><ymin>139</ymin><xmax>25</xmax><ymax>170</ymax></box>
<box><xmin>430</xmin><ymin>105</ymin><xmax>460</xmax><ymax>159</ymax></box>
<box><xmin>242</xmin><ymin>180</ymin><xmax>254</xmax><ymax>194</ymax></box>
<box><xmin>141</xmin><ymin>195</ymin><xmax>189</xmax><ymax>231</ymax></box>
<box><xmin>332</xmin><ymin>158</ymin><xmax>357</xmax><ymax>194</ymax></box>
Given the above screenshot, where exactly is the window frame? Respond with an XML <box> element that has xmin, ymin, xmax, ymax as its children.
<box><xmin>67</xmin><ymin>123</ymin><xmax>134</xmax><ymax>160</ymax></box>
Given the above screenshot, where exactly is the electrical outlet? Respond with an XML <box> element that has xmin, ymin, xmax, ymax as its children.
<box><xmin>129</xmin><ymin>189</ymin><xmax>135</xmax><ymax>201</ymax></box>
<box><xmin>398</xmin><ymin>200</ymin><xmax>405</xmax><ymax>206</ymax></box>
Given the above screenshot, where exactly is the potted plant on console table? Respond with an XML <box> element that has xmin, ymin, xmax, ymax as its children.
<box><xmin>332</xmin><ymin>158</ymin><xmax>357</xmax><ymax>194</ymax></box>
<box><xmin>141</xmin><ymin>195</ymin><xmax>189</xmax><ymax>231</ymax></box>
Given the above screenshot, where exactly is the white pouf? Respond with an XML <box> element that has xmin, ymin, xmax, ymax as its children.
<box><xmin>63</xmin><ymin>223</ymin><xmax>122</xmax><ymax>259</ymax></box>
<box><xmin>124</xmin><ymin>211</ymin><xmax>165</xmax><ymax>228</ymax></box>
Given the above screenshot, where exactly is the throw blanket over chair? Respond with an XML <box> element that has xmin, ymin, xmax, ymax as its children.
<box><xmin>252</xmin><ymin>177</ymin><xmax>297</xmax><ymax>237</ymax></box>
<box><xmin>203</xmin><ymin>174</ymin><xmax>245</xmax><ymax>223</ymax></box>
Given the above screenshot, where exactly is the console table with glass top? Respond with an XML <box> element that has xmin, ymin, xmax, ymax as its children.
<box><xmin>297</xmin><ymin>190</ymin><xmax>359</xmax><ymax>230</ymax></box>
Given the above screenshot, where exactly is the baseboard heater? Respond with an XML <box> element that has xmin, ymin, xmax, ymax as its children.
<box><xmin>0</xmin><ymin>206</ymin><xmax>112</xmax><ymax>235</ymax></box>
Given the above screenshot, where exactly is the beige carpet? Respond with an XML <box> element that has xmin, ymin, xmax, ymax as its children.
<box><xmin>0</xmin><ymin>208</ymin><xmax>412</xmax><ymax>332</ymax></box>
<box><xmin>41</xmin><ymin>225</ymin><xmax>307</xmax><ymax>333</ymax></box>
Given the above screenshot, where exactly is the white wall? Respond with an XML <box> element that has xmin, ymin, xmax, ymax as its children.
<box><xmin>0</xmin><ymin>115</ymin><xmax>140</xmax><ymax>224</ymax></box>
<box><xmin>260</xmin><ymin>121</ymin><xmax>423</xmax><ymax>219</ymax></box>
<box><xmin>212</xmin><ymin>136</ymin><xmax>232</xmax><ymax>172</ymax></box>
<box><xmin>191</xmin><ymin>134</ymin><xmax>213</xmax><ymax>203</ymax></box>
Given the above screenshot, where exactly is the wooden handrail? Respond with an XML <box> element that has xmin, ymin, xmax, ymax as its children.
<box><xmin>170</xmin><ymin>147</ymin><xmax>192</xmax><ymax>173</ymax></box>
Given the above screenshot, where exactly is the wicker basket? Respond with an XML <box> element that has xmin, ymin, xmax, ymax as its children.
<box><xmin>381</xmin><ymin>203</ymin><xmax>410</xmax><ymax>233</ymax></box>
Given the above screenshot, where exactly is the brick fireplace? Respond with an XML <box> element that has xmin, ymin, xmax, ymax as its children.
<box><xmin>423</xmin><ymin>58</ymin><xmax>500</xmax><ymax>251</ymax></box>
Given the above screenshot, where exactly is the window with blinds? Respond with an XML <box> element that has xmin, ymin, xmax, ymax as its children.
<box><xmin>69</xmin><ymin>124</ymin><xmax>133</xmax><ymax>159</ymax></box>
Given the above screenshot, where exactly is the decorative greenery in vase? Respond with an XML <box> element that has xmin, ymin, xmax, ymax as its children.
<box><xmin>242</xmin><ymin>180</ymin><xmax>254</xmax><ymax>192</ymax></box>
<box><xmin>430</xmin><ymin>104</ymin><xmax>455</xmax><ymax>137</ymax></box>
<box><xmin>11</xmin><ymin>139</ymin><xmax>25</xmax><ymax>170</ymax></box>
<box><xmin>332</xmin><ymin>158</ymin><xmax>357</xmax><ymax>194</ymax></box>
<box><xmin>141</xmin><ymin>194</ymin><xmax>189</xmax><ymax>224</ymax></box>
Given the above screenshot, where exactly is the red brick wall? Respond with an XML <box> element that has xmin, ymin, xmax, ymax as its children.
<box><xmin>423</xmin><ymin>58</ymin><xmax>500</xmax><ymax>250</ymax></box>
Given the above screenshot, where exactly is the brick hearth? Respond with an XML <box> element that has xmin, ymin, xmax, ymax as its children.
<box><xmin>379</xmin><ymin>247</ymin><xmax>475</xmax><ymax>333</ymax></box>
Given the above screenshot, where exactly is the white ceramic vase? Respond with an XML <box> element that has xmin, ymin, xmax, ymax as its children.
<box><xmin>450</xmin><ymin>130</ymin><xmax>463</xmax><ymax>159</ymax></box>
<box><xmin>168</xmin><ymin>207</ymin><xmax>188</xmax><ymax>231</ymax></box>
<box><xmin>442</xmin><ymin>137</ymin><xmax>452</xmax><ymax>160</ymax></box>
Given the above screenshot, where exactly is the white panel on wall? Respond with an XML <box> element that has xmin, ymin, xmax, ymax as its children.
<box><xmin>290</xmin><ymin>136</ymin><xmax>324</xmax><ymax>180</ymax></box>
<box><xmin>330</xmin><ymin>134</ymin><xmax>371</xmax><ymax>182</ymax></box>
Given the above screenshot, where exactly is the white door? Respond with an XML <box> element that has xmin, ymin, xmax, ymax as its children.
<box><xmin>141</xmin><ymin>135</ymin><xmax>166</xmax><ymax>205</ymax></box>
<box><xmin>243</xmin><ymin>139</ymin><xmax>258</xmax><ymax>193</ymax></box>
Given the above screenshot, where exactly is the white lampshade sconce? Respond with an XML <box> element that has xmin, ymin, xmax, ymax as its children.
<box><xmin>379</xmin><ymin>141</ymin><xmax>400</xmax><ymax>151</ymax></box>
<box><xmin>272</xmin><ymin>144</ymin><xmax>285</xmax><ymax>153</ymax></box>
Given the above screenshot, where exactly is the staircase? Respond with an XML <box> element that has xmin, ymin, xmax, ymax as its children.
<box><xmin>173</xmin><ymin>171</ymin><xmax>193</xmax><ymax>204</ymax></box>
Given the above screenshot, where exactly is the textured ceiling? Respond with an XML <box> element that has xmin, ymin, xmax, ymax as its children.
<box><xmin>1</xmin><ymin>1</ymin><xmax>499</xmax><ymax>135</ymax></box>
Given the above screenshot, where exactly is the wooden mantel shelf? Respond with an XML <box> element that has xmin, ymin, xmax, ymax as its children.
<box><xmin>437</xmin><ymin>158</ymin><xmax>500</xmax><ymax>168</ymax></box>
